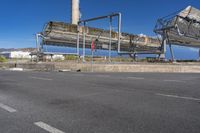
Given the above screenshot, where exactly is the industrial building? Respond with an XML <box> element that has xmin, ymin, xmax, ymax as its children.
<box><xmin>0</xmin><ymin>51</ymin><xmax>31</xmax><ymax>59</ymax></box>
<box><xmin>0</xmin><ymin>51</ymin><xmax>65</xmax><ymax>61</ymax></box>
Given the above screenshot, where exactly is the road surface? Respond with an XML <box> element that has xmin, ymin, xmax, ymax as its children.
<box><xmin>0</xmin><ymin>70</ymin><xmax>200</xmax><ymax>133</ymax></box>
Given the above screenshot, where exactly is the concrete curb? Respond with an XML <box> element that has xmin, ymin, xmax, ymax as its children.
<box><xmin>1</xmin><ymin>62</ymin><xmax>200</xmax><ymax>73</ymax></box>
<box><xmin>54</xmin><ymin>63</ymin><xmax>200</xmax><ymax>73</ymax></box>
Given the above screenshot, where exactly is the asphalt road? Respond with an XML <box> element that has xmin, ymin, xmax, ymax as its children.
<box><xmin>0</xmin><ymin>70</ymin><xmax>200</xmax><ymax>133</ymax></box>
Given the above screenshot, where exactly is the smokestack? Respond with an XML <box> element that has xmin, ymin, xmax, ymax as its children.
<box><xmin>71</xmin><ymin>0</ymin><xmax>80</xmax><ymax>25</ymax></box>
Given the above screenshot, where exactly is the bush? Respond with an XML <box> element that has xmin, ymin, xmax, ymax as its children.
<box><xmin>0</xmin><ymin>56</ymin><xmax>7</xmax><ymax>63</ymax></box>
<box><xmin>64</xmin><ymin>55</ymin><xmax>78</xmax><ymax>60</ymax></box>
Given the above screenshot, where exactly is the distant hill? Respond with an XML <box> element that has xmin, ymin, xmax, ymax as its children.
<box><xmin>0</xmin><ymin>48</ymin><xmax>16</xmax><ymax>52</ymax></box>
<box><xmin>0</xmin><ymin>48</ymin><xmax>36</xmax><ymax>52</ymax></box>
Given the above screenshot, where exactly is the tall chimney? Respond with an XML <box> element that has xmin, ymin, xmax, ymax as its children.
<box><xmin>71</xmin><ymin>0</ymin><xmax>80</xmax><ymax>25</ymax></box>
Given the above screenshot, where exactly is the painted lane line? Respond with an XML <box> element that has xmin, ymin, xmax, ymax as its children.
<box><xmin>34</xmin><ymin>122</ymin><xmax>65</xmax><ymax>133</ymax></box>
<box><xmin>0</xmin><ymin>103</ymin><xmax>17</xmax><ymax>113</ymax></box>
<box><xmin>164</xmin><ymin>80</ymin><xmax>184</xmax><ymax>83</ymax></box>
<box><xmin>182</xmin><ymin>77</ymin><xmax>199</xmax><ymax>81</ymax></box>
<box><xmin>30</xmin><ymin>76</ymin><xmax>53</xmax><ymax>81</ymax></box>
<box><xmin>156</xmin><ymin>93</ymin><xmax>200</xmax><ymax>101</ymax></box>
<box><xmin>127</xmin><ymin>77</ymin><xmax>144</xmax><ymax>80</ymax></box>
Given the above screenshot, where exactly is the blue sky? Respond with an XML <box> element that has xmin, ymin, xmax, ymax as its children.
<box><xmin>0</xmin><ymin>0</ymin><xmax>200</xmax><ymax>59</ymax></box>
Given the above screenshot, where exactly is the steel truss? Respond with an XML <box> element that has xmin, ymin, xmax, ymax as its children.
<box><xmin>154</xmin><ymin>6</ymin><xmax>200</xmax><ymax>61</ymax></box>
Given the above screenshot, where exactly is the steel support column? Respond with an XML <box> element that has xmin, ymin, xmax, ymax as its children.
<box><xmin>36</xmin><ymin>34</ymin><xmax>40</xmax><ymax>53</ymax></box>
<box><xmin>159</xmin><ymin>38</ymin><xmax>167</xmax><ymax>59</ymax></box>
<box><xmin>199</xmin><ymin>49</ymin><xmax>200</xmax><ymax>61</ymax></box>
<box><xmin>169</xmin><ymin>44</ymin><xmax>175</xmax><ymax>62</ymax></box>
<box><xmin>118</xmin><ymin>13</ymin><xmax>122</xmax><ymax>53</ymax></box>
<box><xmin>109</xmin><ymin>17</ymin><xmax>112</xmax><ymax>62</ymax></box>
<box><xmin>77</xmin><ymin>25</ymin><xmax>80</xmax><ymax>56</ymax></box>
<box><xmin>83</xmin><ymin>22</ymin><xmax>86</xmax><ymax>63</ymax></box>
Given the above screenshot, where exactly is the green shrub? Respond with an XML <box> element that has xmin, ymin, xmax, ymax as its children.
<box><xmin>64</xmin><ymin>55</ymin><xmax>78</xmax><ymax>60</ymax></box>
<box><xmin>0</xmin><ymin>56</ymin><xmax>7</xmax><ymax>63</ymax></box>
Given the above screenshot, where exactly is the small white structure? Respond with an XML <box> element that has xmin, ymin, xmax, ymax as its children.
<box><xmin>45</xmin><ymin>55</ymin><xmax>65</xmax><ymax>61</ymax></box>
<box><xmin>0</xmin><ymin>51</ymin><xmax>31</xmax><ymax>59</ymax></box>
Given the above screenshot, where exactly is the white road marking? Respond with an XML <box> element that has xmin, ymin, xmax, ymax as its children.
<box><xmin>34</xmin><ymin>122</ymin><xmax>65</xmax><ymax>133</ymax></box>
<box><xmin>9</xmin><ymin>68</ymin><xmax>23</xmax><ymax>71</ymax></box>
<box><xmin>30</xmin><ymin>76</ymin><xmax>53</xmax><ymax>81</ymax></box>
<box><xmin>156</xmin><ymin>93</ymin><xmax>200</xmax><ymax>101</ymax></box>
<box><xmin>182</xmin><ymin>77</ymin><xmax>199</xmax><ymax>81</ymax></box>
<box><xmin>164</xmin><ymin>80</ymin><xmax>184</xmax><ymax>83</ymax></box>
<box><xmin>127</xmin><ymin>77</ymin><xmax>144</xmax><ymax>80</ymax></box>
<box><xmin>0</xmin><ymin>103</ymin><xmax>17</xmax><ymax>113</ymax></box>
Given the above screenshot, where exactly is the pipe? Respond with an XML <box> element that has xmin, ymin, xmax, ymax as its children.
<box><xmin>78</xmin><ymin>13</ymin><xmax>122</xmax><ymax>59</ymax></box>
<box><xmin>78</xmin><ymin>13</ymin><xmax>120</xmax><ymax>23</ymax></box>
<box><xmin>118</xmin><ymin>13</ymin><xmax>122</xmax><ymax>53</ymax></box>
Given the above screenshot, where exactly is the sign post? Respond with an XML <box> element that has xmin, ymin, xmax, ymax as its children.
<box><xmin>91</xmin><ymin>40</ymin><xmax>95</xmax><ymax>72</ymax></box>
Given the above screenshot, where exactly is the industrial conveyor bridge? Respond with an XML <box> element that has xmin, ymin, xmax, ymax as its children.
<box><xmin>36</xmin><ymin>6</ymin><xmax>200</xmax><ymax>61</ymax></box>
<box><xmin>36</xmin><ymin>13</ymin><xmax>162</xmax><ymax>60</ymax></box>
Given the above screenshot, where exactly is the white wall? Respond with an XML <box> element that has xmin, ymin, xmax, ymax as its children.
<box><xmin>1</xmin><ymin>51</ymin><xmax>65</xmax><ymax>61</ymax></box>
<box><xmin>0</xmin><ymin>51</ymin><xmax>31</xmax><ymax>59</ymax></box>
